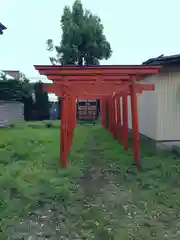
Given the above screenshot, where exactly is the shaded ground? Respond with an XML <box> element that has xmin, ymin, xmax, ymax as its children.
<box><xmin>1</xmin><ymin>122</ymin><xmax>180</xmax><ymax>239</ymax></box>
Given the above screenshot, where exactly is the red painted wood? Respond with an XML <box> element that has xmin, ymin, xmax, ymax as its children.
<box><xmin>67</xmin><ymin>96</ymin><xmax>72</xmax><ymax>154</ymax></box>
<box><xmin>109</xmin><ymin>96</ymin><xmax>113</xmax><ymax>135</ymax></box>
<box><xmin>60</xmin><ymin>94</ymin><xmax>66</xmax><ymax>168</ymax></box>
<box><xmin>72</xmin><ymin>97</ymin><xmax>76</xmax><ymax>129</ymax></box>
<box><xmin>47</xmin><ymin>75</ymin><xmax>156</xmax><ymax>83</ymax></box>
<box><xmin>110</xmin><ymin>95</ymin><xmax>114</xmax><ymax>137</ymax></box>
<box><xmin>34</xmin><ymin>65</ymin><xmax>161</xmax><ymax>77</ymax></box>
<box><xmin>47</xmin><ymin>75</ymin><xmax>130</xmax><ymax>81</ymax></box>
<box><xmin>71</xmin><ymin>98</ymin><xmax>76</xmax><ymax>149</ymax></box>
<box><xmin>100</xmin><ymin>98</ymin><xmax>104</xmax><ymax>125</ymax></box>
<box><xmin>52</xmin><ymin>82</ymin><xmax>130</xmax><ymax>93</ymax></box>
<box><xmin>43</xmin><ymin>83</ymin><xmax>155</xmax><ymax>97</ymax></box>
<box><xmin>102</xmin><ymin>97</ymin><xmax>106</xmax><ymax>128</ymax></box>
<box><xmin>136</xmin><ymin>83</ymin><xmax>155</xmax><ymax>91</ymax></box>
<box><xmin>130</xmin><ymin>82</ymin><xmax>140</xmax><ymax>167</ymax></box>
<box><xmin>35</xmin><ymin>65</ymin><xmax>161</xmax><ymax>70</ymax></box>
<box><xmin>34</xmin><ymin>64</ymin><xmax>161</xmax><ymax>169</ymax></box>
<box><xmin>60</xmin><ymin>88</ymin><xmax>71</xmax><ymax>168</ymax></box>
<box><xmin>111</xmin><ymin>95</ymin><xmax>116</xmax><ymax>139</ymax></box>
<box><xmin>107</xmin><ymin>96</ymin><xmax>111</xmax><ymax>132</ymax></box>
<box><xmin>116</xmin><ymin>96</ymin><xmax>122</xmax><ymax>143</ymax></box>
<box><xmin>39</xmin><ymin>69</ymin><xmax>160</xmax><ymax>77</ymax></box>
<box><xmin>122</xmin><ymin>95</ymin><xmax>128</xmax><ymax>151</ymax></box>
<box><xmin>104</xmin><ymin>97</ymin><xmax>108</xmax><ymax>129</ymax></box>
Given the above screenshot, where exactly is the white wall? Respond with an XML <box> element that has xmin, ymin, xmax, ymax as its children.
<box><xmin>0</xmin><ymin>101</ymin><xmax>24</xmax><ymax>127</ymax></box>
<box><xmin>128</xmin><ymin>76</ymin><xmax>158</xmax><ymax>140</ymax></box>
<box><xmin>156</xmin><ymin>70</ymin><xmax>180</xmax><ymax>141</ymax></box>
<box><xmin>127</xmin><ymin>68</ymin><xmax>180</xmax><ymax>142</ymax></box>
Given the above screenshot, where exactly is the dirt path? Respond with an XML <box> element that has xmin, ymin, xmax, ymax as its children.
<box><xmin>9</xmin><ymin>130</ymin><xmax>127</xmax><ymax>240</ymax></box>
<box><xmin>4</xmin><ymin>124</ymin><xmax>180</xmax><ymax>239</ymax></box>
<box><xmin>7</xmin><ymin>126</ymin><xmax>180</xmax><ymax>240</ymax></box>
<box><xmin>72</xmin><ymin>135</ymin><xmax>126</xmax><ymax>239</ymax></box>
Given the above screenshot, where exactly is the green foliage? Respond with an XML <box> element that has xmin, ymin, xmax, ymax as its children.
<box><xmin>0</xmin><ymin>73</ymin><xmax>32</xmax><ymax>101</ymax></box>
<box><xmin>0</xmin><ymin>122</ymin><xmax>90</xmax><ymax>239</ymax></box>
<box><xmin>46</xmin><ymin>0</ymin><xmax>112</xmax><ymax>65</ymax></box>
<box><xmin>57</xmin><ymin>97</ymin><xmax>61</xmax><ymax>119</ymax></box>
<box><xmin>1</xmin><ymin>123</ymin><xmax>180</xmax><ymax>239</ymax></box>
<box><xmin>0</xmin><ymin>74</ymin><xmax>50</xmax><ymax>121</ymax></box>
<box><xmin>34</xmin><ymin>81</ymin><xmax>50</xmax><ymax>120</ymax></box>
<box><xmin>23</xmin><ymin>95</ymin><xmax>34</xmax><ymax>121</ymax></box>
<box><xmin>0</xmin><ymin>73</ymin><xmax>36</xmax><ymax>120</ymax></box>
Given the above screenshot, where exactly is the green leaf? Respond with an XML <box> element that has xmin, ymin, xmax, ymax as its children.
<box><xmin>46</xmin><ymin>0</ymin><xmax>112</xmax><ymax>66</ymax></box>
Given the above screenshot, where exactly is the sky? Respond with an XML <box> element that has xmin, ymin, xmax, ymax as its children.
<box><xmin>1</xmin><ymin>0</ymin><xmax>180</xmax><ymax>100</ymax></box>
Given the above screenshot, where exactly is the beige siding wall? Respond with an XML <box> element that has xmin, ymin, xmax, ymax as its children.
<box><xmin>0</xmin><ymin>101</ymin><xmax>24</xmax><ymax>127</ymax></box>
<box><xmin>127</xmin><ymin>68</ymin><xmax>180</xmax><ymax>142</ymax></box>
<box><xmin>156</xmin><ymin>70</ymin><xmax>180</xmax><ymax>141</ymax></box>
<box><xmin>128</xmin><ymin>76</ymin><xmax>158</xmax><ymax>139</ymax></box>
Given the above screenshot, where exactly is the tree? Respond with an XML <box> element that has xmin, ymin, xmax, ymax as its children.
<box><xmin>57</xmin><ymin>97</ymin><xmax>61</xmax><ymax>119</ymax></box>
<box><xmin>0</xmin><ymin>73</ymin><xmax>35</xmax><ymax>120</ymax></box>
<box><xmin>46</xmin><ymin>0</ymin><xmax>112</xmax><ymax>116</ymax></box>
<box><xmin>0</xmin><ymin>74</ymin><xmax>51</xmax><ymax>121</ymax></box>
<box><xmin>33</xmin><ymin>81</ymin><xmax>50</xmax><ymax>120</ymax></box>
<box><xmin>23</xmin><ymin>94</ymin><xmax>34</xmax><ymax>121</ymax></box>
<box><xmin>46</xmin><ymin>0</ymin><xmax>112</xmax><ymax>65</ymax></box>
<box><xmin>0</xmin><ymin>73</ymin><xmax>33</xmax><ymax>101</ymax></box>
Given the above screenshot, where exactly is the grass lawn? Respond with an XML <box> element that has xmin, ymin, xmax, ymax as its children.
<box><xmin>1</xmin><ymin>121</ymin><xmax>180</xmax><ymax>239</ymax></box>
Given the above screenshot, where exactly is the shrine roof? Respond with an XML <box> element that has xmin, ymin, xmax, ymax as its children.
<box><xmin>35</xmin><ymin>64</ymin><xmax>160</xmax><ymax>69</ymax></box>
<box><xmin>34</xmin><ymin>65</ymin><xmax>161</xmax><ymax>78</ymax></box>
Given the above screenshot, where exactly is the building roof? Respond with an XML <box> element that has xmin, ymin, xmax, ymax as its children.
<box><xmin>0</xmin><ymin>22</ymin><xmax>7</xmax><ymax>35</ymax></box>
<box><xmin>2</xmin><ymin>70</ymin><xmax>21</xmax><ymax>78</ymax></box>
<box><xmin>0</xmin><ymin>71</ymin><xmax>14</xmax><ymax>80</ymax></box>
<box><xmin>142</xmin><ymin>54</ymin><xmax>180</xmax><ymax>65</ymax></box>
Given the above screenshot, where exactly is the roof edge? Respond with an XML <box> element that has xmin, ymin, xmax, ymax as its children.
<box><xmin>143</xmin><ymin>54</ymin><xmax>180</xmax><ymax>65</ymax></box>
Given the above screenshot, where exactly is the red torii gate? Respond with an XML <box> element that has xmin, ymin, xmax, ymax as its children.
<box><xmin>34</xmin><ymin>65</ymin><xmax>161</xmax><ymax>168</ymax></box>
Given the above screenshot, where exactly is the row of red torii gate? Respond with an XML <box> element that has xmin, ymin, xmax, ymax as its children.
<box><xmin>34</xmin><ymin>65</ymin><xmax>161</xmax><ymax>168</ymax></box>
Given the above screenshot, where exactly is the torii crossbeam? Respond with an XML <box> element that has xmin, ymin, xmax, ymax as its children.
<box><xmin>34</xmin><ymin>65</ymin><xmax>161</xmax><ymax>168</ymax></box>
